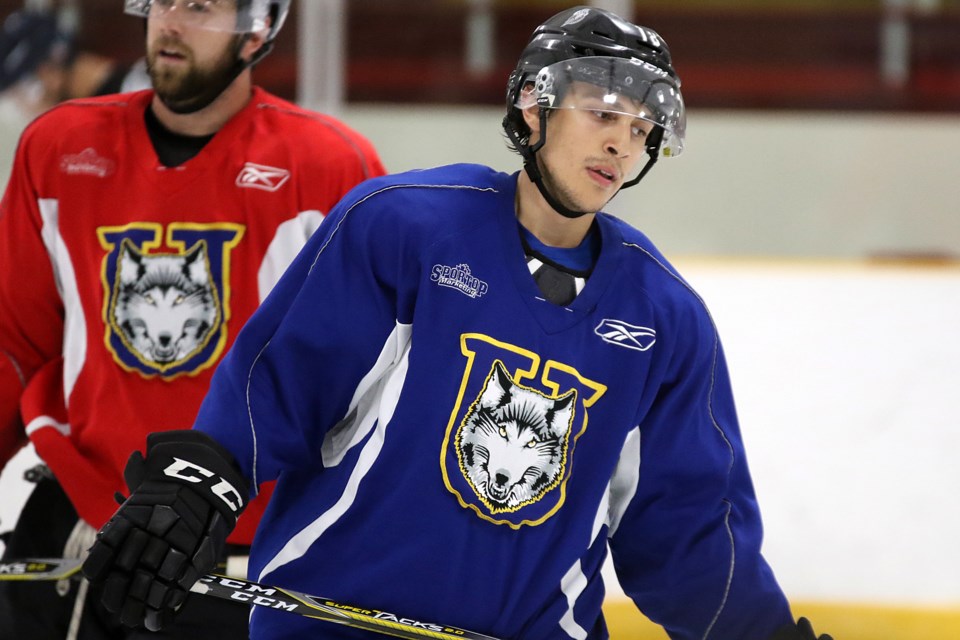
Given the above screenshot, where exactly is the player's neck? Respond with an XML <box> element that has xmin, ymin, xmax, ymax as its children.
<box><xmin>150</xmin><ymin>72</ymin><xmax>253</xmax><ymax>137</ymax></box>
<box><xmin>515</xmin><ymin>171</ymin><xmax>595</xmax><ymax>248</ymax></box>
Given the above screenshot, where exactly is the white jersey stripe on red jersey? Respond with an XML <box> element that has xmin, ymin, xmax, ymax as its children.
<box><xmin>257</xmin><ymin>210</ymin><xmax>324</xmax><ymax>303</ymax></box>
<box><xmin>25</xmin><ymin>414</ymin><xmax>70</xmax><ymax>437</ymax></box>
<box><xmin>38</xmin><ymin>198</ymin><xmax>86</xmax><ymax>405</ymax></box>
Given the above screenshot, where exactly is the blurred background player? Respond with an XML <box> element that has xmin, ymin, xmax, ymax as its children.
<box><xmin>0</xmin><ymin>4</ymin><xmax>150</xmax><ymax>183</ymax></box>
<box><xmin>83</xmin><ymin>5</ymin><xmax>829</xmax><ymax>640</ymax></box>
<box><xmin>0</xmin><ymin>0</ymin><xmax>384</xmax><ymax>637</ymax></box>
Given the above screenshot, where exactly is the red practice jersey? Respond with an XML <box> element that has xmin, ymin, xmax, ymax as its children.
<box><xmin>0</xmin><ymin>88</ymin><xmax>385</xmax><ymax>543</ymax></box>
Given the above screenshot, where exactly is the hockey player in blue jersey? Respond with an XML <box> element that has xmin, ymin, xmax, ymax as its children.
<box><xmin>83</xmin><ymin>6</ymin><xmax>832</xmax><ymax>640</ymax></box>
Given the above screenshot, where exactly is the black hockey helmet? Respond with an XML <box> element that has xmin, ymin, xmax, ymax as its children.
<box><xmin>503</xmin><ymin>6</ymin><xmax>686</xmax><ymax>217</ymax></box>
<box><xmin>0</xmin><ymin>10</ymin><xmax>75</xmax><ymax>92</ymax></box>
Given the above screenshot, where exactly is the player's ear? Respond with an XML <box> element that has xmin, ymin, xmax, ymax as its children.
<box><xmin>240</xmin><ymin>16</ymin><xmax>271</xmax><ymax>62</ymax></box>
<box><xmin>240</xmin><ymin>34</ymin><xmax>266</xmax><ymax>62</ymax></box>
<box><xmin>521</xmin><ymin>106</ymin><xmax>542</xmax><ymax>137</ymax></box>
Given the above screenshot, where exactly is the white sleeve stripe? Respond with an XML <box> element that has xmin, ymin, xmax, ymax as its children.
<box><xmin>605</xmin><ymin>427</ymin><xmax>641</xmax><ymax>537</ymax></box>
<box><xmin>560</xmin><ymin>455</ymin><xmax>629</xmax><ymax>640</ymax></box>
<box><xmin>257</xmin><ymin>333</ymin><xmax>412</xmax><ymax>583</ymax></box>
<box><xmin>25</xmin><ymin>415</ymin><xmax>70</xmax><ymax>437</ymax></box>
<box><xmin>38</xmin><ymin>198</ymin><xmax>85</xmax><ymax>406</ymax></box>
<box><xmin>322</xmin><ymin>322</ymin><xmax>413</xmax><ymax>467</ymax></box>
<box><xmin>257</xmin><ymin>411</ymin><xmax>389</xmax><ymax>583</ymax></box>
<box><xmin>559</xmin><ymin>560</ymin><xmax>589</xmax><ymax>639</ymax></box>
<box><xmin>257</xmin><ymin>210</ymin><xmax>324</xmax><ymax>303</ymax></box>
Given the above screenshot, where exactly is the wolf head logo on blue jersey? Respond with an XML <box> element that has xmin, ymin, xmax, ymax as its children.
<box><xmin>442</xmin><ymin>334</ymin><xmax>607</xmax><ymax>528</ymax></box>
<box><xmin>458</xmin><ymin>361</ymin><xmax>575</xmax><ymax>513</ymax></box>
<box><xmin>98</xmin><ymin>223</ymin><xmax>244</xmax><ymax>378</ymax></box>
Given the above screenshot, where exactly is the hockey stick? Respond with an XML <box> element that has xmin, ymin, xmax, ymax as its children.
<box><xmin>0</xmin><ymin>559</ymin><xmax>501</xmax><ymax>640</ymax></box>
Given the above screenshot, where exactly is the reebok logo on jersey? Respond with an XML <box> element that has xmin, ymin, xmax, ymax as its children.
<box><xmin>60</xmin><ymin>148</ymin><xmax>114</xmax><ymax>178</ymax></box>
<box><xmin>236</xmin><ymin>162</ymin><xmax>291</xmax><ymax>192</ymax></box>
<box><xmin>430</xmin><ymin>263</ymin><xmax>488</xmax><ymax>299</ymax></box>
<box><xmin>594</xmin><ymin>319</ymin><xmax>656</xmax><ymax>352</ymax></box>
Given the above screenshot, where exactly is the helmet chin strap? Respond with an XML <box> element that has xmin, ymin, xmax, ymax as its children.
<box><xmin>504</xmin><ymin>109</ymin><xmax>660</xmax><ymax>220</ymax></box>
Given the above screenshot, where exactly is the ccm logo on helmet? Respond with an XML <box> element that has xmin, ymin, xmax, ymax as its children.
<box><xmin>164</xmin><ymin>457</ymin><xmax>244</xmax><ymax>513</ymax></box>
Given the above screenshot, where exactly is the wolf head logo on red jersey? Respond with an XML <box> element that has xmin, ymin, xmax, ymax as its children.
<box><xmin>98</xmin><ymin>223</ymin><xmax>244</xmax><ymax>378</ymax></box>
<box><xmin>113</xmin><ymin>239</ymin><xmax>219</xmax><ymax>366</ymax></box>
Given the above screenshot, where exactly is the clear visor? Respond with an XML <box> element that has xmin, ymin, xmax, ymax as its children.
<box><xmin>124</xmin><ymin>0</ymin><xmax>270</xmax><ymax>34</ymax></box>
<box><xmin>516</xmin><ymin>56</ymin><xmax>686</xmax><ymax>157</ymax></box>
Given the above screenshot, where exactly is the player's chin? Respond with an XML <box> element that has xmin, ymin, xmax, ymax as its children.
<box><xmin>150</xmin><ymin>72</ymin><xmax>185</xmax><ymax>95</ymax></box>
<box><xmin>575</xmin><ymin>188</ymin><xmax>616</xmax><ymax>214</ymax></box>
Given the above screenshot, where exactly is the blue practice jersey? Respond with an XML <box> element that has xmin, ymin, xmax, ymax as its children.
<box><xmin>193</xmin><ymin>164</ymin><xmax>793</xmax><ymax>639</ymax></box>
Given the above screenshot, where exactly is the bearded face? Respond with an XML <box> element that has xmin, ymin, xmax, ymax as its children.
<box><xmin>146</xmin><ymin>31</ymin><xmax>245</xmax><ymax>113</ymax></box>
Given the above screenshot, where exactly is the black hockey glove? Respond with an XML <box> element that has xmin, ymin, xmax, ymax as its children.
<box><xmin>769</xmin><ymin>617</ymin><xmax>833</xmax><ymax>640</ymax></box>
<box><xmin>82</xmin><ymin>430</ymin><xmax>249</xmax><ymax>631</ymax></box>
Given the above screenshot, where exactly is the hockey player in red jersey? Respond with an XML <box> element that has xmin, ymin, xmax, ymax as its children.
<box><xmin>0</xmin><ymin>0</ymin><xmax>384</xmax><ymax>636</ymax></box>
